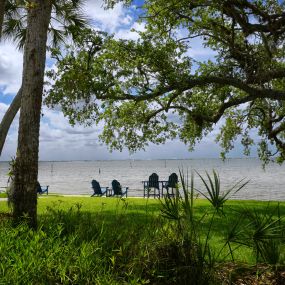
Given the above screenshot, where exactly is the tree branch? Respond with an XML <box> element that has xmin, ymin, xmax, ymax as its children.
<box><xmin>0</xmin><ymin>87</ymin><xmax>22</xmax><ymax>155</ymax></box>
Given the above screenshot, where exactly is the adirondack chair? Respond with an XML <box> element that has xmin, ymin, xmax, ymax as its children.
<box><xmin>111</xmin><ymin>180</ymin><xmax>128</xmax><ymax>198</ymax></box>
<box><xmin>91</xmin><ymin>180</ymin><xmax>109</xmax><ymax>197</ymax></box>
<box><xmin>163</xmin><ymin>173</ymin><xmax>178</xmax><ymax>197</ymax></box>
<box><xmin>144</xmin><ymin>173</ymin><xmax>160</xmax><ymax>198</ymax></box>
<box><xmin>37</xmin><ymin>182</ymin><xmax>49</xmax><ymax>195</ymax></box>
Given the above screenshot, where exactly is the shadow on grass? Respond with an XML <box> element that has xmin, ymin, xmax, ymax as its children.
<box><xmin>38</xmin><ymin>198</ymin><xmax>164</xmax><ymax>247</ymax></box>
<box><xmin>36</xmin><ymin>198</ymin><xmax>285</xmax><ymax>243</ymax></box>
<box><xmin>190</xmin><ymin>201</ymin><xmax>285</xmax><ymax>240</ymax></box>
<box><xmin>0</xmin><ymin>198</ymin><xmax>285</xmax><ymax>284</ymax></box>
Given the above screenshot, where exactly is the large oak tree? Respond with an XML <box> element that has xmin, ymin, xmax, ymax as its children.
<box><xmin>46</xmin><ymin>0</ymin><xmax>285</xmax><ymax>164</ymax></box>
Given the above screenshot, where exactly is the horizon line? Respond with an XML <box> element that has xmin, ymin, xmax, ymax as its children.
<box><xmin>0</xmin><ymin>156</ymin><xmax>259</xmax><ymax>163</ymax></box>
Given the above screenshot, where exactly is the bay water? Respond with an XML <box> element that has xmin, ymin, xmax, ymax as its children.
<box><xmin>0</xmin><ymin>158</ymin><xmax>284</xmax><ymax>200</ymax></box>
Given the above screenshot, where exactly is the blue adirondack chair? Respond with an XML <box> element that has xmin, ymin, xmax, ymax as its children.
<box><xmin>162</xmin><ymin>173</ymin><xmax>178</xmax><ymax>197</ymax></box>
<box><xmin>91</xmin><ymin>180</ymin><xmax>109</xmax><ymax>197</ymax></box>
<box><xmin>111</xmin><ymin>180</ymin><xmax>128</xmax><ymax>198</ymax></box>
<box><xmin>144</xmin><ymin>173</ymin><xmax>160</xmax><ymax>198</ymax></box>
<box><xmin>37</xmin><ymin>182</ymin><xmax>49</xmax><ymax>195</ymax></box>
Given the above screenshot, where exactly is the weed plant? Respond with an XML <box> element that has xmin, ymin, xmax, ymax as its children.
<box><xmin>0</xmin><ymin>199</ymin><xmax>164</xmax><ymax>284</ymax></box>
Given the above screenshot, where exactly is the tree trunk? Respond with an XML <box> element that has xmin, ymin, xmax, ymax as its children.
<box><xmin>0</xmin><ymin>0</ymin><xmax>6</xmax><ymax>38</ymax></box>
<box><xmin>13</xmin><ymin>0</ymin><xmax>52</xmax><ymax>228</ymax></box>
<box><xmin>0</xmin><ymin>88</ymin><xmax>21</xmax><ymax>155</ymax></box>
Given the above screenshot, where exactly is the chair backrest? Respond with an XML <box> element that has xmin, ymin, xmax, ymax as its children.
<box><xmin>91</xmin><ymin>180</ymin><xmax>103</xmax><ymax>195</ymax></box>
<box><xmin>112</xmin><ymin>179</ymin><xmax>122</xmax><ymax>195</ymax></box>
<box><xmin>36</xmin><ymin>181</ymin><xmax>42</xmax><ymax>193</ymax></box>
<box><xmin>168</xmin><ymin>173</ymin><xmax>178</xmax><ymax>188</ymax></box>
<box><xmin>149</xmin><ymin>173</ymin><xmax>159</xmax><ymax>189</ymax></box>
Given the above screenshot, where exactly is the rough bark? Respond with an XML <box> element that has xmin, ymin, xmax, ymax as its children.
<box><xmin>13</xmin><ymin>0</ymin><xmax>52</xmax><ymax>228</ymax></box>
<box><xmin>0</xmin><ymin>88</ymin><xmax>21</xmax><ymax>155</ymax></box>
<box><xmin>0</xmin><ymin>0</ymin><xmax>5</xmax><ymax>39</ymax></box>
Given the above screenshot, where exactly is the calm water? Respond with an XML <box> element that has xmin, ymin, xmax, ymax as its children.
<box><xmin>0</xmin><ymin>158</ymin><xmax>285</xmax><ymax>200</ymax></box>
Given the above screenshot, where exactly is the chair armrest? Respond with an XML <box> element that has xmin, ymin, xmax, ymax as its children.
<box><xmin>142</xmin><ymin>181</ymin><xmax>149</xmax><ymax>187</ymax></box>
<box><xmin>122</xmin><ymin>187</ymin><xmax>128</xmax><ymax>198</ymax></box>
<box><xmin>38</xmin><ymin>185</ymin><xmax>49</xmax><ymax>195</ymax></box>
<box><xmin>106</xmin><ymin>187</ymin><xmax>113</xmax><ymax>196</ymax></box>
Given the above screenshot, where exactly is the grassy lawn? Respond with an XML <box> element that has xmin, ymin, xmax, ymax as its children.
<box><xmin>0</xmin><ymin>197</ymin><xmax>284</xmax><ymax>284</ymax></box>
<box><xmin>0</xmin><ymin>192</ymin><xmax>7</xmax><ymax>198</ymax></box>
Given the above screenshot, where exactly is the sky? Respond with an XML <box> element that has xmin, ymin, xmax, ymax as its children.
<box><xmin>0</xmin><ymin>0</ymin><xmax>253</xmax><ymax>161</ymax></box>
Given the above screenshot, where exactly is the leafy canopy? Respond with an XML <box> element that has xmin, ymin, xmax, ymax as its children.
<box><xmin>46</xmin><ymin>0</ymin><xmax>285</xmax><ymax>163</ymax></box>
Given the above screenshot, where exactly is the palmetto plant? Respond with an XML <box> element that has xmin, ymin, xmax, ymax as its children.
<box><xmin>159</xmin><ymin>170</ymin><xmax>285</xmax><ymax>283</ymax></box>
<box><xmin>223</xmin><ymin>203</ymin><xmax>285</xmax><ymax>266</ymax></box>
<box><xmin>159</xmin><ymin>170</ymin><xmax>216</xmax><ymax>284</ymax></box>
<box><xmin>196</xmin><ymin>170</ymin><xmax>249</xmax><ymax>214</ymax></box>
<box><xmin>243</xmin><ymin>206</ymin><xmax>285</xmax><ymax>265</ymax></box>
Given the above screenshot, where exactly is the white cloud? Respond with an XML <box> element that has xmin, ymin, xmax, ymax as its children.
<box><xmin>0</xmin><ymin>99</ymin><xmax>256</xmax><ymax>161</ymax></box>
<box><xmin>0</xmin><ymin>103</ymin><xmax>8</xmax><ymax>113</ymax></box>
<box><xmin>175</xmin><ymin>28</ymin><xmax>217</xmax><ymax>61</ymax></box>
<box><xmin>84</xmin><ymin>0</ymin><xmax>132</xmax><ymax>33</ymax></box>
<box><xmin>115</xmin><ymin>21</ymin><xmax>146</xmax><ymax>40</ymax></box>
<box><xmin>38</xmin><ymin>107</ymin><xmax>104</xmax><ymax>159</ymax></box>
<box><xmin>0</xmin><ymin>102</ymin><xmax>19</xmax><ymax>160</ymax></box>
<box><xmin>187</xmin><ymin>46</ymin><xmax>216</xmax><ymax>59</ymax></box>
<box><xmin>0</xmin><ymin>102</ymin><xmax>20</xmax><ymax>131</ymax></box>
<box><xmin>83</xmin><ymin>0</ymin><xmax>146</xmax><ymax>41</ymax></box>
<box><xmin>0</xmin><ymin>41</ymin><xmax>23</xmax><ymax>94</ymax></box>
<box><xmin>0</xmin><ymin>104</ymin><xmax>249</xmax><ymax>161</ymax></box>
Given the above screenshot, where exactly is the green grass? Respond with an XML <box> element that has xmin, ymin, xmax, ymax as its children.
<box><xmin>0</xmin><ymin>197</ymin><xmax>284</xmax><ymax>284</ymax></box>
<box><xmin>0</xmin><ymin>192</ymin><xmax>7</xmax><ymax>198</ymax></box>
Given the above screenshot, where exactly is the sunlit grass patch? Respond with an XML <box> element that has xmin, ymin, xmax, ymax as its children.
<box><xmin>0</xmin><ymin>195</ymin><xmax>284</xmax><ymax>284</ymax></box>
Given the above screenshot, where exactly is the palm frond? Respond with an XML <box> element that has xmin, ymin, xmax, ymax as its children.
<box><xmin>196</xmin><ymin>170</ymin><xmax>249</xmax><ymax>214</ymax></box>
<box><xmin>14</xmin><ymin>26</ymin><xmax>26</xmax><ymax>49</ymax></box>
<box><xmin>2</xmin><ymin>1</ymin><xmax>26</xmax><ymax>48</ymax></box>
<box><xmin>2</xmin><ymin>17</ymin><xmax>26</xmax><ymax>48</ymax></box>
<box><xmin>49</xmin><ymin>27</ymin><xmax>66</xmax><ymax>48</ymax></box>
<box><xmin>160</xmin><ymin>192</ymin><xmax>181</xmax><ymax>221</ymax></box>
<box><xmin>3</xmin><ymin>0</ymin><xmax>90</xmax><ymax>49</ymax></box>
<box><xmin>52</xmin><ymin>0</ymin><xmax>89</xmax><ymax>44</ymax></box>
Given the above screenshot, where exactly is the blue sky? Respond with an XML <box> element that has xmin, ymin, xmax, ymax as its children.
<box><xmin>0</xmin><ymin>0</ymin><xmax>254</xmax><ymax>161</ymax></box>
